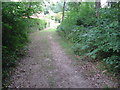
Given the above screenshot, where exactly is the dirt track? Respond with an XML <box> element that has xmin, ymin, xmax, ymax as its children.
<box><xmin>9</xmin><ymin>28</ymin><xmax>118</xmax><ymax>88</ymax></box>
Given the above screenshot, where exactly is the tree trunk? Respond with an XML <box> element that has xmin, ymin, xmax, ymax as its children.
<box><xmin>62</xmin><ymin>0</ymin><xmax>66</xmax><ymax>22</ymax></box>
<box><xmin>95</xmin><ymin>0</ymin><xmax>101</xmax><ymax>17</ymax></box>
<box><xmin>27</xmin><ymin>2</ymin><xmax>32</xmax><ymax>18</ymax></box>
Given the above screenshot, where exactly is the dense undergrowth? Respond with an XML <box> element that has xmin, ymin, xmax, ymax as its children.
<box><xmin>2</xmin><ymin>2</ymin><xmax>46</xmax><ymax>87</ymax></box>
<box><xmin>57</xmin><ymin>2</ymin><xmax>120</xmax><ymax>74</ymax></box>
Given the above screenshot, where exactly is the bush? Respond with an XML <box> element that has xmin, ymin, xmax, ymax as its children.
<box><xmin>28</xmin><ymin>18</ymin><xmax>47</xmax><ymax>32</ymax></box>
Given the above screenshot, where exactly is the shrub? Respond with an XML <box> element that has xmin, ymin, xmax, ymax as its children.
<box><xmin>57</xmin><ymin>2</ymin><xmax>120</xmax><ymax>72</ymax></box>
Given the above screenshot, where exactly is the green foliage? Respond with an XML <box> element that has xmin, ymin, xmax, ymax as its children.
<box><xmin>50</xmin><ymin>1</ymin><xmax>63</xmax><ymax>13</ymax></box>
<box><xmin>2</xmin><ymin>2</ymin><xmax>42</xmax><ymax>18</ymax></box>
<box><xmin>43</xmin><ymin>1</ymin><xmax>68</xmax><ymax>14</ymax></box>
<box><xmin>57</xmin><ymin>2</ymin><xmax>120</xmax><ymax>72</ymax></box>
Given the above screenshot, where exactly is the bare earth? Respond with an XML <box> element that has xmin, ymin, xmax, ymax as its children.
<box><xmin>9</xmin><ymin>28</ymin><xmax>118</xmax><ymax>88</ymax></box>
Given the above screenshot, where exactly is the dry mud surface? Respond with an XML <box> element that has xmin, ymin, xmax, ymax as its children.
<box><xmin>9</xmin><ymin>28</ymin><xmax>119</xmax><ymax>88</ymax></box>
